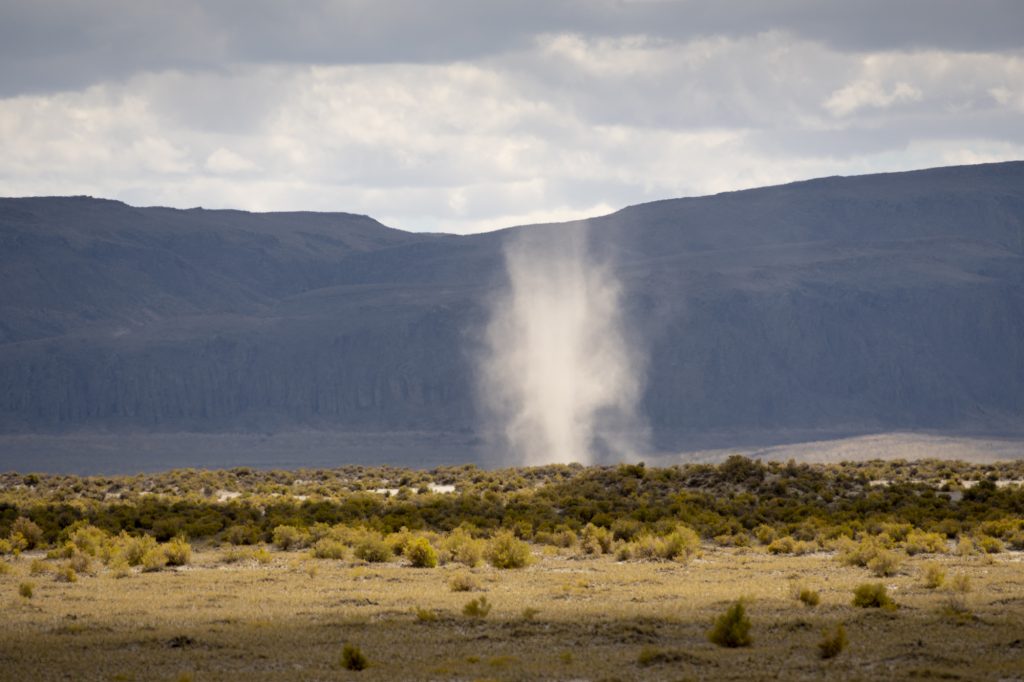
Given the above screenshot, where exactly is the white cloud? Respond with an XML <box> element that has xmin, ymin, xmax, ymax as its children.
<box><xmin>205</xmin><ymin>147</ymin><xmax>258</xmax><ymax>174</ymax></box>
<box><xmin>0</xmin><ymin>30</ymin><xmax>1022</xmax><ymax>233</ymax></box>
<box><xmin>824</xmin><ymin>80</ymin><xmax>922</xmax><ymax>117</ymax></box>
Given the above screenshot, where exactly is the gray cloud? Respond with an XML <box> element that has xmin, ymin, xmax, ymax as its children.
<box><xmin>2</xmin><ymin>1</ymin><xmax>1022</xmax><ymax>96</ymax></box>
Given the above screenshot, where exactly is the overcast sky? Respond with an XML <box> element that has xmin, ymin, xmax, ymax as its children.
<box><xmin>1</xmin><ymin>1</ymin><xmax>1022</xmax><ymax>233</ymax></box>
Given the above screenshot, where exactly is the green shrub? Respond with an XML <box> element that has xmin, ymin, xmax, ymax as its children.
<box><xmin>311</xmin><ymin>538</ymin><xmax>348</xmax><ymax>560</ymax></box>
<box><xmin>579</xmin><ymin>523</ymin><xmax>614</xmax><ymax>555</ymax></box>
<box><xmin>66</xmin><ymin>524</ymin><xmax>108</xmax><ymax>557</ymax></box>
<box><xmin>271</xmin><ymin>525</ymin><xmax>310</xmax><ymax>551</ymax></box>
<box><xmin>141</xmin><ymin>546</ymin><xmax>168</xmax><ymax>572</ymax></box>
<box><xmin>55</xmin><ymin>564</ymin><xmax>77</xmax><ymax>583</ymax></box>
<box><xmin>440</xmin><ymin>528</ymin><xmax>484</xmax><ymax>567</ymax></box>
<box><xmin>462</xmin><ymin>596</ymin><xmax>491</xmax><ymax>619</ymax></box>
<box><xmin>485</xmin><ymin>531</ymin><xmax>532</xmax><ymax>569</ymax></box>
<box><xmin>851</xmin><ymin>583</ymin><xmax>895</xmax><ymax>609</ymax></box>
<box><xmin>903</xmin><ymin>530</ymin><xmax>947</xmax><ymax>555</ymax></box>
<box><xmin>611</xmin><ymin>518</ymin><xmax>642</xmax><ymax>542</ymax></box>
<box><xmin>404</xmin><ymin>537</ymin><xmax>438</xmax><ymax>568</ymax></box>
<box><xmin>18</xmin><ymin>581</ymin><xmax>34</xmax><ymax>598</ymax></box>
<box><xmin>754</xmin><ymin>524</ymin><xmax>777</xmax><ymax>545</ymax></box>
<box><xmin>708</xmin><ymin>600</ymin><xmax>752</xmax><ymax>648</ymax></box>
<box><xmin>10</xmin><ymin>517</ymin><xmax>44</xmax><ymax>549</ymax></box>
<box><xmin>867</xmin><ymin>549</ymin><xmax>901</xmax><ymax>577</ymax></box>
<box><xmin>163</xmin><ymin>537</ymin><xmax>192</xmax><ymax>566</ymax></box>
<box><xmin>768</xmin><ymin>536</ymin><xmax>816</xmax><ymax>555</ymax></box>
<box><xmin>449</xmin><ymin>572</ymin><xmax>480</xmax><ymax>592</ymax></box>
<box><xmin>341</xmin><ymin>643</ymin><xmax>368</xmax><ymax>671</ymax></box>
<box><xmin>662</xmin><ymin>526</ymin><xmax>701</xmax><ymax>563</ymax></box>
<box><xmin>818</xmin><ymin>624</ymin><xmax>847</xmax><ymax>659</ymax></box>
<box><xmin>921</xmin><ymin>562</ymin><xmax>945</xmax><ymax>589</ymax></box>
<box><xmin>836</xmin><ymin>536</ymin><xmax>888</xmax><ymax>567</ymax></box>
<box><xmin>0</xmin><ymin>538</ymin><xmax>13</xmax><ymax>556</ymax></box>
<box><xmin>223</xmin><ymin>524</ymin><xmax>261</xmax><ymax>546</ymax></box>
<box><xmin>353</xmin><ymin>533</ymin><xmax>391</xmax><ymax>563</ymax></box>
<box><xmin>975</xmin><ymin>535</ymin><xmax>1004</xmax><ymax>554</ymax></box>
<box><xmin>114</xmin><ymin>533</ymin><xmax>158</xmax><ymax>567</ymax></box>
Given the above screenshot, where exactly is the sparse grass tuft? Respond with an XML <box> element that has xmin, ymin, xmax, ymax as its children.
<box><xmin>921</xmin><ymin>562</ymin><xmax>946</xmax><ymax>589</ymax></box>
<box><xmin>462</xmin><ymin>596</ymin><xmax>491</xmax><ymax>619</ymax></box>
<box><xmin>415</xmin><ymin>607</ymin><xmax>438</xmax><ymax>622</ymax></box>
<box><xmin>797</xmin><ymin>587</ymin><xmax>820</xmax><ymax>607</ymax></box>
<box><xmin>708</xmin><ymin>600</ymin><xmax>752</xmax><ymax>648</ymax></box>
<box><xmin>18</xmin><ymin>581</ymin><xmax>34</xmax><ymax>599</ymax></box>
<box><xmin>818</xmin><ymin>624</ymin><xmax>848</xmax><ymax>659</ymax></box>
<box><xmin>852</xmin><ymin>583</ymin><xmax>895</xmax><ymax>609</ymax></box>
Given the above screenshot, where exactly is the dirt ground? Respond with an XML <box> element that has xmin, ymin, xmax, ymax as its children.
<box><xmin>2</xmin><ymin>546</ymin><xmax>1023</xmax><ymax>681</ymax></box>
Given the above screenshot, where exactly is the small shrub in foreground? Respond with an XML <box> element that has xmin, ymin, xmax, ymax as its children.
<box><xmin>921</xmin><ymin>562</ymin><xmax>945</xmax><ymax>589</ymax></box>
<box><xmin>19</xmin><ymin>581</ymin><xmax>34</xmax><ymax>598</ymax></box>
<box><xmin>462</xmin><ymin>596</ymin><xmax>491</xmax><ymax>619</ymax></box>
<box><xmin>867</xmin><ymin>549</ymin><xmax>901</xmax><ymax>577</ymax></box>
<box><xmin>708</xmin><ymin>600</ymin><xmax>752</xmax><ymax>648</ymax></box>
<box><xmin>414</xmin><ymin>607</ymin><xmax>438</xmax><ymax>622</ymax></box>
<box><xmin>485</xmin><ymin>531</ymin><xmax>532</xmax><ymax>569</ymax></box>
<box><xmin>797</xmin><ymin>587</ymin><xmax>820</xmax><ymax>607</ymax></box>
<box><xmin>818</xmin><ymin>624</ymin><xmax>848</xmax><ymax>659</ymax></box>
<box><xmin>448</xmin><ymin>572</ymin><xmax>480</xmax><ymax>592</ymax></box>
<box><xmin>341</xmin><ymin>643</ymin><xmax>368</xmax><ymax>671</ymax></box>
<box><xmin>851</xmin><ymin>583</ymin><xmax>895</xmax><ymax>609</ymax></box>
<box><xmin>54</xmin><ymin>564</ymin><xmax>78</xmax><ymax>583</ymax></box>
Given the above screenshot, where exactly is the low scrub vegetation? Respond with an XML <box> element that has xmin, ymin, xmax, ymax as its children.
<box><xmin>708</xmin><ymin>600</ymin><xmax>752</xmax><ymax>648</ymax></box>
<box><xmin>852</xmin><ymin>583</ymin><xmax>895</xmax><ymax>609</ymax></box>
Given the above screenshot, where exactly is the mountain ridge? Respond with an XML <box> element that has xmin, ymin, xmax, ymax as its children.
<box><xmin>2</xmin><ymin>161</ymin><xmax>1023</xmax><ymax>468</ymax></box>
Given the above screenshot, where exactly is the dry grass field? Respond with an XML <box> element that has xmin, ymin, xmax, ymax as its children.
<box><xmin>3</xmin><ymin>544</ymin><xmax>1023</xmax><ymax>681</ymax></box>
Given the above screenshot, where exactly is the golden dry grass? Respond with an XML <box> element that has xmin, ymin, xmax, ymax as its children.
<box><xmin>2</xmin><ymin>546</ymin><xmax>1023</xmax><ymax>681</ymax></box>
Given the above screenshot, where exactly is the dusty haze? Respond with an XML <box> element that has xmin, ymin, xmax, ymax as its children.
<box><xmin>479</xmin><ymin>225</ymin><xmax>647</xmax><ymax>466</ymax></box>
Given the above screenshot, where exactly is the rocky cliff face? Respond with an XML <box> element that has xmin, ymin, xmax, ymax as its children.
<box><xmin>1</xmin><ymin>162</ymin><xmax>1022</xmax><ymax>457</ymax></box>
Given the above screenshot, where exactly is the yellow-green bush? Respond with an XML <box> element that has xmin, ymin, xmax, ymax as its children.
<box><xmin>903</xmin><ymin>530</ymin><xmax>947</xmax><ymax>555</ymax></box>
<box><xmin>404</xmin><ymin>536</ymin><xmax>438</xmax><ymax>568</ymax></box>
<box><xmin>163</xmin><ymin>537</ymin><xmax>192</xmax><ymax>566</ymax></box>
<box><xmin>485</xmin><ymin>531</ymin><xmax>532</xmax><ymax>569</ymax></box>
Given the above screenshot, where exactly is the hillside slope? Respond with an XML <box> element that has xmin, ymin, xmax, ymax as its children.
<box><xmin>1</xmin><ymin>162</ymin><xmax>1022</xmax><ymax>465</ymax></box>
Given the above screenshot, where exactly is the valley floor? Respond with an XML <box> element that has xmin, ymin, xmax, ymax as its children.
<box><xmin>2</xmin><ymin>546</ymin><xmax>1023</xmax><ymax>681</ymax></box>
